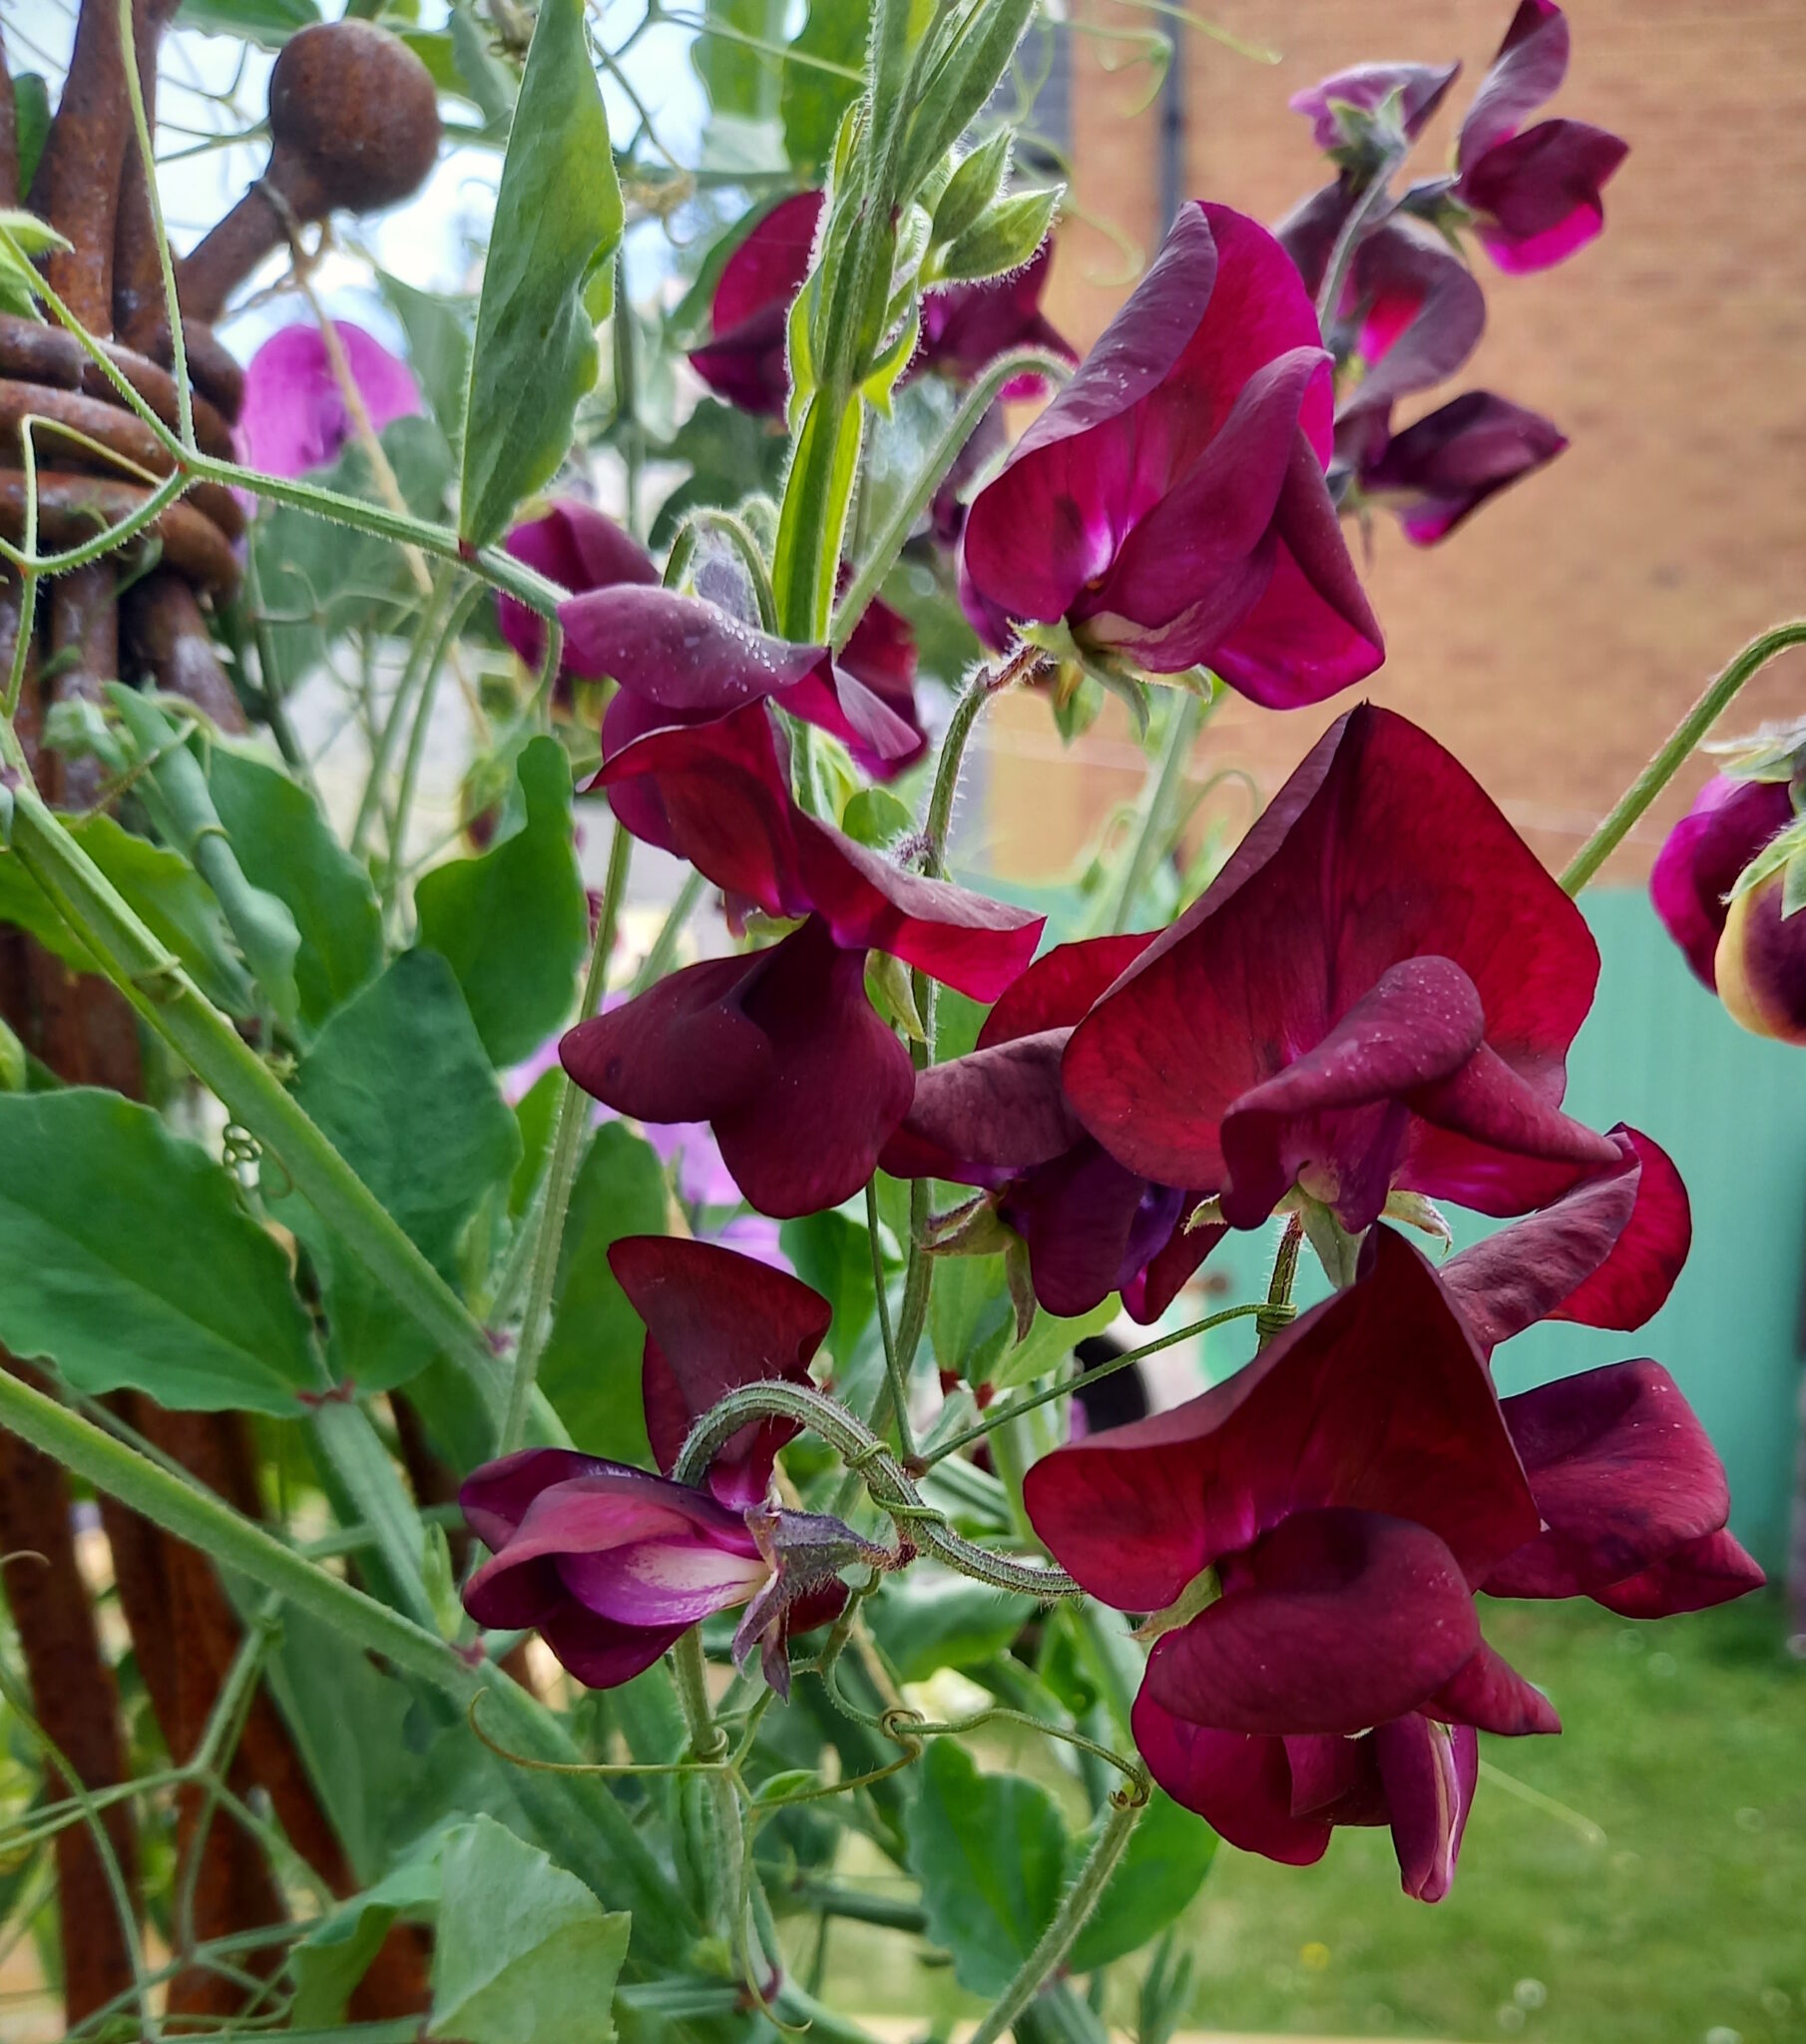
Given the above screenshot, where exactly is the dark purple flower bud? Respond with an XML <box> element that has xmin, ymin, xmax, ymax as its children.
<box><xmin>1358</xmin><ymin>390</ymin><xmax>1568</xmax><ymax>543</ymax></box>
<box><xmin>880</xmin><ymin>934</ymin><xmax>1224</xmax><ymax>1321</ymax></box>
<box><xmin>1714</xmin><ymin>868</ymin><xmax>1806</xmax><ymax>1045</ymax></box>
<box><xmin>1062</xmin><ymin>706</ymin><xmax>1619</xmax><ymax>1236</ymax></box>
<box><xmin>688</xmin><ymin>191</ymin><xmax>823</xmax><ymax>417</ymax></box>
<box><xmin>236</xmin><ymin>320</ymin><xmax>421</xmax><ymax>479</ymax></box>
<box><xmin>498</xmin><ymin>499</ymin><xmax>658</xmax><ymax>677</ymax></box>
<box><xmin>1649</xmin><ymin>774</ymin><xmax>1794</xmax><ymax>987</ymax></box>
<box><xmin>917</xmin><ymin>243</ymin><xmax>1076</xmax><ymax>392</ymax></box>
<box><xmin>961</xmin><ymin>202</ymin><xmax>1383</xmax><ymax>706</ymax></box>
<box><xmin>1454</xmin><ymin>2</ymin><xmax>1626</xmax><ymax>273</ymax></box>
<box><xmin>1290</xmin><ymin>60</ymin><xmax>1461</xmax><ymax>154</ymax></box>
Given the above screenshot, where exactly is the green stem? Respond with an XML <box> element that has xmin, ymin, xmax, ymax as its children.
<box><xmin>672</xmin><ymin>1628</ymin><xmax>742</xmax><ymax>1944</ymax></box>
<box><xmin>350</xmin><ymin>566</ymin><xmax>459</xmax><ymax>857</ymax></box>
<box><xmin>500</xmin><ymin>821</ymin><xmax>633</xmax><ymax>1455</ymax></box>
<box><xmin>308</xmin><ymin>1398</ymin><xmax>437</xmax><ymax>1632</ymax></box>
<box><xmin>865</xmin><ymin>1178</ymin><xmax>906</xmax><ymax>1443</ymax></box>
<box><xmin>1257</xmin><ymin>1213</ymin><xmax>1304</xmax><ymax>1349</ymax></box>
<box><xmin>614</xmin><ymin>249</ymin><xmax>644</xmax><ymax>539</ymax></box>
<box><xmin>388</xmin><ymin>581</ymin><xmax>484</xmax><ymax>915</ymax></box>
<box><xmin>0</xmin><ymin>737</ymin><xmax>506</xmax><ymax>1425</ymax></box>
<box><xmin>664</xmin><ymin>507</ymin><xmax>778</xmax><ymax>634</ymax></box>
<box><xmin>1560</xmin><ymin>622</ymin><xmax>1806</xmax><ymax>894</ymax></box>
<box><xmin>117</xmin><ymin>0</ymin><xmax>193</xmax><ymax>453</ymax></box>
<box><xmin>674</xmin><ymin>1378</ymin><xmax>1081</xmax><ymax>1601</ymax></box>
<box><xmin>925</xmin><ymin>640</ymin><xmax>1049</xmax><ymax>876</ymax></box>
<box><xmin>919</xmin><ymin>1300</ymin><xmax>1269</xmax><ymax>1466</ymax></box>
<box><xmin>1314</xmin><ymin>139</ymin><xmax>1408</xmax><ymax>339</ymax></box>
<box><xmin>632</xmin><ymin>867</ymin><xmax>704</xmax><ymax>994</ymax></box>
<box><xmin>0</xmin><ymin>1364</ymin><xmax>692</xmax><ymax>1943</ymax></box>
<box><xmin>787</xmin><ymin>1877</ymin><xmax>928</xmax><ymax>1932</ymax></box>
<box><xmin>965</xmin><ymin>1790</ymin><xmax>1146</xmax><ymax>2044</ymax></box>
<box><xmin>239</xmin><ymin>547</ymin><xmax>319</xmax><ymax>801</ymax></box>
<box><xmin>828</xmin><ymin>345</ymin><xmax>1074</xmax><ymax>655</ymax></box>
<box><xmin>1110</xmin><ymin>689</ymin><xmax>1204</xmax><ymax>934</ymax></box>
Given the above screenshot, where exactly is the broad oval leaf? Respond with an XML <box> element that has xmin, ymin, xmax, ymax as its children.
<box><xmin>0</xmin><ymin>1089</ymin><xmax>315</xmax><ymax>1411</ymax></box>
<box><xmin>459</xmin><ymin>0</ymin><xmax>624</xmax><ymax>546</ymax></box>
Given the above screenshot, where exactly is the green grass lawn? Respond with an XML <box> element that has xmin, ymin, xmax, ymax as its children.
<box><xmin>823</xmin><ymin>1594</ymin><xmax>1806</xmax><ymax>2043</ymax></box>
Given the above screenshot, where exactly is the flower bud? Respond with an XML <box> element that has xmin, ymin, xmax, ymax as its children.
<box><xmin>1713</xmin><ymin>870</ymin><xmax>1806</xmax><ymax>1045</ymax></box>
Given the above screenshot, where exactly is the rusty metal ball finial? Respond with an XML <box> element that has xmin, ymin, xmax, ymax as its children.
<box><xmin>266</xmin><ymin>20</ymin><xmax>442</xmax><ymax>218</ymax></box>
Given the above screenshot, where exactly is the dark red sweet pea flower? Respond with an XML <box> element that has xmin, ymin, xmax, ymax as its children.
<box><xmin>564</xmin><ymin>705</ymin><xmax>1043</xmax><ymax>1217</ymax></box>
<box><xmin>1649</xmin><ymin>774</ymin><xmax>1794</xmax><ymax>989</ymax></box>
<box><xmin>688</xmin><ymin>190</ymin><xmax>823</xmax><ymax>416</ymax></box>
<box><xmin>1358</xmin><ymin>390</ymin><xmax>1567</xmax><ymax>543</ymax></box>
<box><xmin>917</xmin><ymin>243</ymin><xmax>1076</xmax><ymax>393</ymax></box>
<box><xmin>1064</xmin><ymin>706</ymin><xmax>1620</xmax><ymax>1236</ymax></box>
<box><xmin>960</xmin><ymin>203</ymin><xmax>1383</xmax><ymax>706</ymax></box>
<box><xmin>880</xmin><ymin>934</ymin><xmax>1225</xmax><ymax>1321</ymax></box>
<box><xmin>609</xmin><ymin>1235</ymin><xmax>829</xmax><ymax>1508</ymax></box>
<box><xmin>1454</xmin><ymin>1</ymin><xmax>1626</xmax><ymax>274</ymax></box>
<box><xmin>1290</xmin><ymin>60</ymin><xmax>1461</xmax><ymax>155</ymax></box>
<box><xmin>837</xmin><ymin>584</ymin><xmax>928</xmax><ymax>777</ymax></box>
<box><xmin>498</xmin><ymin>499</ymin><xmax>658</xmax><ymax>679</ymax></box>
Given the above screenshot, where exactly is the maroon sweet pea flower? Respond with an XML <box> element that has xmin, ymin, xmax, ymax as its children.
<box><xmin>688</xmin><ymin>190</ymin><xmax>822</xmax><ymax>416</ymax></box>
<box><xmin>1649</xmin><ymin>774</ymin><xmax>1794</xmax><ymax>989</ymax></box>
<box><xmin>1454</xmin><ymin>1</ymin><xmax>1627</xmax><ymax>274</ymax></box>
<box><xmin>1063</xmin><ymin>705</ymin><xmax>1621</xmax><ymax>1235</ymax></box>
<box><xmin>564</xmin><ymin>705</ymin><xmax>1043</xmax><ymax>1216</ymax></box>
<box><xmin>462</xmin><ymin>1241</ymin><xmax>887</xmax><ymax>1693</ymax></box>
<box><xmin>837</xmin><ymin>583</ymin><xmax>928</xmax><ymax>777</ymax></box>
<box><xmin>960</xmin><ymin>203</ymin><xmax>1383</xmax><ymax>706</ymax></box>
<box><xmin>917</xmin><ymin>243</ymin><xmax>1075</xmax><ymax>393</ymax></box>
<box><xmin>1358</xmin><ymin>390</ymin><xmax>1567</xmax><ymax>543</ymax></box>
<box><xmin>880</xmin><ymin>935</ymin><xmax>1225</xmax><ymax>1321</ymax></box>
<box><xmin>1290</xmin><ymin>60</ymin><xmax>1461</xmax><ymax>156</ymax></box>
<box><xmin>236</xmin><ymin>320</ymin><xmax>421</xmax><ymax>479</ymax></box>
<box><xmin>497</xmin><ymin>499</ymin><xmax>660</xmax><ymax>679</ymax></box>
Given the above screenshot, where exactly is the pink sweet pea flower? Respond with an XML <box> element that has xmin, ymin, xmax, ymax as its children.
<box><xmin>1454</xmin><ymin>1</ymin><xmax>1627</xmax><ymax>273</ymax></box>
<box><xmin>1649</xmin><ymin>774</ymin><xmax>1794</xmax><ymax>989</ymax></box>
<box><xmin>880</xmin><ymin>934</ymin><xmax>1225</xmax><ymax>1321</ymax></box>
<box><xmin>236</xmin><ymin>320</ymin><xmax>421</xmax><ymax>478</ymax></box>
<box><xmin>1063</xmin><ymin>705</ymin><xmax>1621</xmax><ymax>1235</ymax></box>
<box><xmin>497</xmin><ymin>499</ymin><xmax>659</xmax><ymax>679</ymax></box>
<box><xmin>960</xmin><ymin>203</ymin><xmax>1383</xmax><ymax>706</ymax></box>
<box><xmin>562</xmin><ymin>705</ymin><xmax>1043</xmax><ymax>1217</ymax></box>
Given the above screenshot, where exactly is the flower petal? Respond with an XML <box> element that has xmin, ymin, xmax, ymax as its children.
<box><xmin>559</xmin><ymin>1537</ymin><xmax>768</xmax><ymax>1626</ymax></box>
<box><xmin>1144</xmin><ymin>1507</ymin><xmax>1481</xmax><ymax>1737</ymax></box>
<box><xmin>500</xmin><ymin>500</ymin><xmax>657</xmax><ymax>672</ymax></box>
<box><xmin>1426</xmin><ymin>1640</ymin><xmax>1561</xmax><ymax>1736</ymax></box>
<box><xmin>1291</xmin><ymin>61</ymin><xmax>1461</xmax><ymax>152</ymax></box>
<box><xmin>1458</xmin><ymin>0</ymin><xmax>1571</xmax><ymax>168</ymax></box>
<box><xmin>1463</xmin><ymin>120</ymin><xmax>1627</xmax><ymax>274</ymax></box>
<box><xmin>883</xmin><ymin>1030</ymin><xmax>1084</xmax><ymax>1182</ymax></box>
<box><xmin>237</xmin><ymin>320</ymin><xmax>421</xmax><ymax>479</ymax></box>
<box><xmin>460</xmin><ymin>1446</ymin><xmax>622</xmax><ymax>1550</ymax></box>
<box><xmin>1340</xmin><ymin>225</ymin><xmax>1488</xmax><ymax>421</ymax></box>
<box><xmin>689</xmin><ymin>190</ymin><xmax>822</xmax><ymax>415</ymax></box>
<box><xmin>611</xmin><ymin>1234</ymin><xmax>831</xmax><ymax>1503</ymax></box>
<box><xmin>563</xmin><ymin>950</ymin><xmax>774</xmax><ymax>1124</ymax></box>
<box><xmin>537</xmin><ymin>1604</ymin><xmax>687</xmax><ymax>1690</ymax></box>
<box><xmin>1650</xmin><ymin>776</ymin><xmax>1793</xmax><ymax>990</ymax></box>
<box><xmin>1372</xmin><ymin>1715</ymin><xmax>1479</xmax><ymax>1903</ymax></box>
<box><xmin>917</xmin><ymin>243</ymin><xmax>1076</xmax><ymax>386</ymax></box>
<box><xmin>980</xmin><ymin>933</ymin><xmax>1155</xmax><ymax>1046</ymax></box>
<box><xmin>1486</xmin><ymin>1360</ymin><xmax>1736</xmax><ymax>1600</ymax></box>
<box><xmin>1130</xmin><ymin>1690</ymin><xmax>1334</xmax><ymax>1865</ymax></box>
<box><xmin>1361</xmin><ymin>391</ymin><xmax>1567</xmax><ymax>545</ymax></box>
<box><xmin>1590</xmin><ymin>1528</ymin><xmax>1766</xmax><ymax>1618</ymax></box>
<box><xmin>1024</xmin><ymin>1229</ymin><xmax>1538</xmax><ymax>1610</ymax></box>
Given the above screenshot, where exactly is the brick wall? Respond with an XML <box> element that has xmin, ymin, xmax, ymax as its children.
<box><xmin>984</xmin><ymin>0</ymin><xmax>1806</xmax><ymax>885</ymax></box>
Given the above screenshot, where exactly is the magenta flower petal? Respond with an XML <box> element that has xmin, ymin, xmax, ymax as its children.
<box><xmin>1589</xmin><ymin>1528</ymin><xmax>1765</xmax><ymax>1618</ymax></box>
<box><xmin>597</xmin><ymin>707</ymin><xmax>1043</xmax><ymax>1000</ymax></box>
<box><xmin>609</xmin><ymin>1235</ymin><xmax>830</xmax><ymax>1505</ymax></box>
<box><xmin>1130</xmin><ymin>1693</ymin><xmax>1334</xmax><ymax>1865</ymax></box>
<box><xmin>1442</xmin><ymin>1127</ymin><xmax>1690</xmax><ymax>1350</ymax></box>
<box><xmin>1485</xmin><ymin>1360</ymin><xmax>1742</xmax><ymax>1603</ymax></box>
<box><xmin>1339</xmin><ymin>226</ymin><xmax>1488</xmax><ymax>422</ymax></box>
<box><xmin>537</xmin><ymin>1605</ymin><xmax>689</xmax><ymax>1688</ymax></box>
<box><xmin>1144</xmin><ymin>1506</ymin><xmax>1481</xmax><ymax>1737</ymax></box>
<box><xmin>236</xmin><ymin>320</ymin><xmax>422</xmax><ymax>479</ymax></box>
<box><xmin>559</xmin><ymin>1535</ymin><xmax>768</xmax><ymax>1626</ymax></box>
<box><xmin>917</xmin><ymin>243</ymin><xmax>1076</xmax><ymax>390</ymax></box>
<box><xmin>1023</xmin><ymin>1229</ymin><xmax>1539</xmax><ymax>1612</ymax></box>
<box><xmin>1457</xmin><ymin>0</ymin><xmax>1571</xmax><ymax>169</ymax></box>
<box><xmin>565</xmin><ymin>916</ymin><xmax>916</xmax><ymax>1220</ymax></box>
<box><xmin>688</xmin><ymin>190</ymin><xmax>823</xmax><ymax>416</ymax></box>
<box><xmin>566</xmin><ymin>585</ymin><xmax>919</xmax><ymax>770</ymax></box>
<box><xmin>499</xmin><ymin>500</ymin><xmax>657</xmax><ymax>673</ymax></box>
<box><xmin>461</xmin><ymin>1446</ymin><xmax>619</xmax><ymax>1551</ymax></box>
<box><xmin>1462</xmin><ymin>118</ymin><xmax>1628</xmax><ymax>273</ymax></box>
<box><xmin>1427</xmin><ymin>1639</ymin><xmax>1561</xmax><ymax>1736</ymax></box>
<box><xmin>1291</xmin><ymin>60</ymin><xmax>1461</xmax><ymax>152</ymax></box>
<box><xmin>1372</xmin><ymin>1716</ymin><xmax>1478</xmax><ymax>1903</ymax></box>
<box><xmin>1066</xmin><ymin>707</ymin><xmax>1604</xmax><ymax>1228</ymax></box>
<box><xmin>961</xmin><ymin>202</ymin><xmax>1380</xmax><ymax>702</ymax></box>
<box><xmin>1649</xmin><ymin>774</ymin><xmax>1793</xmax><ymax>989</ymax></box>
<box><xmin>1216</xmin><ymin>955</ymin><xmax>1487</xmax><ymax>1230</ymax></box>
<box><xmin>1360</xmin><ymin>391</ymin><xmax>1568</xmax><ymax>544</ymax></box>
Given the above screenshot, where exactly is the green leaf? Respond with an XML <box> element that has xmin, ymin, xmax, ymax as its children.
<box><xmin>0</xmin><ymin>812</ymin><xmax>253</xmax><ymax>1015</ymax></box>
<box><xmin>430</xmin><ymin>1814</ymin><xmax>631</xmax><ymax>2044</ymax></box>
<box><xmin>272</xmin><ymin>951</ymin><xmax>521</xmax><ymax>1391</ymax></box>
<box><xmin>174</xmin><ymin>0</ymin><xmax>319</xmax><ymax>48</ymax></box>
<box><xmin>255</xmin><ymin>415</ymin><xmax>453</xmax><ymax>697</ymax></box>
<box><xmin>840</xmin><ymin>785</ymin><xmax>913</xmax><ymax>850</ymax></box>
<box><xmin>937</xmin><ymin>187</ymin><xmax>1061</xmax><ymax>285</ymax></box>
<box><xmin>414</xmin><ymin>736</ymin><xmax>589</xmax><ymax>1066</ymax></box>
<box><xmin>13</xmin><ymin>78</ymin><xmax>50</xmax><ymax>195</ymax></box>
<box><xmin>1065</xmin><ymin>1790</ymin><xmax>1216</xmax><ymax>1972</ymax></box>
<box><xmin>380</xmin><ymin>270</ymin><xmax>478</xmax><ymax>462</ymax></box>
<box><xmin>932</xmin><ymin>131</ymin><xmax>1013</xmax><ymax>248</ymax></box>
<box><xmin>0</xmin><ymin>1090</ymin><xmax>315</xmax><ymax>1411</ymax></box>
<box><xmin>990</xmin><ymin>1294</ymin><xmax>1120</xmax><ymax>1391</ymax></box>
<box><xmin>897</xmin><ymin>0</ymin><xmax>1037</xmax><ymax>199</ymax></box>
<box><xmin>459</xmin><ymin>0</ymin><xmax>623</xmax><ymax>546</ymax></box>
<box><xmin>693</xmin><ymin>0</ymin><xmax>788</xmax><ymax>120</ymax></box>
<box><xmin>449</xmin><ymin>0</ymin><xmax>519</xmax><ymax>127</ymax></box>
<box><xmin>538</xmin><ymin>1123</ymin><xmax>670</xmax><ymax>1461</ymax></box>
<box><xmin>868</xmin><ymin>1562</ymin><xmax>1033</xmax><ymax>1682</ymax></box>
<box><xmin>206</xmin><ymin>746</ymin><xmax>383</xmax><ymax>1035</ymax></box>
<box><xmin>928</xmin><ymin>1253</ymin><xmax>1014</xmax><ymax>1386</ymax></box>
<box><xmin>291</xmin><ymin>1849</ymin><xmax>442</xmax><ymax>2026</ymax></box>
<box><xmin>781</xmin><ymin>0</ymin><xmax>867</xmax><ymax>172</ymax></box>
<box><xmin>510</xmin><ymin>1064</ymin><xmax>563</xmax><ymax>1219</ymax></box>
<box><xmin>906</xmin><ymin>1740</ymin><xmax>1069</xmax><ymax>1996</ymax></box>
<box><xmin>779</xmin><ymin>1206</ymin><xmax>888</xmax><ymax>1362</ymax></box>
